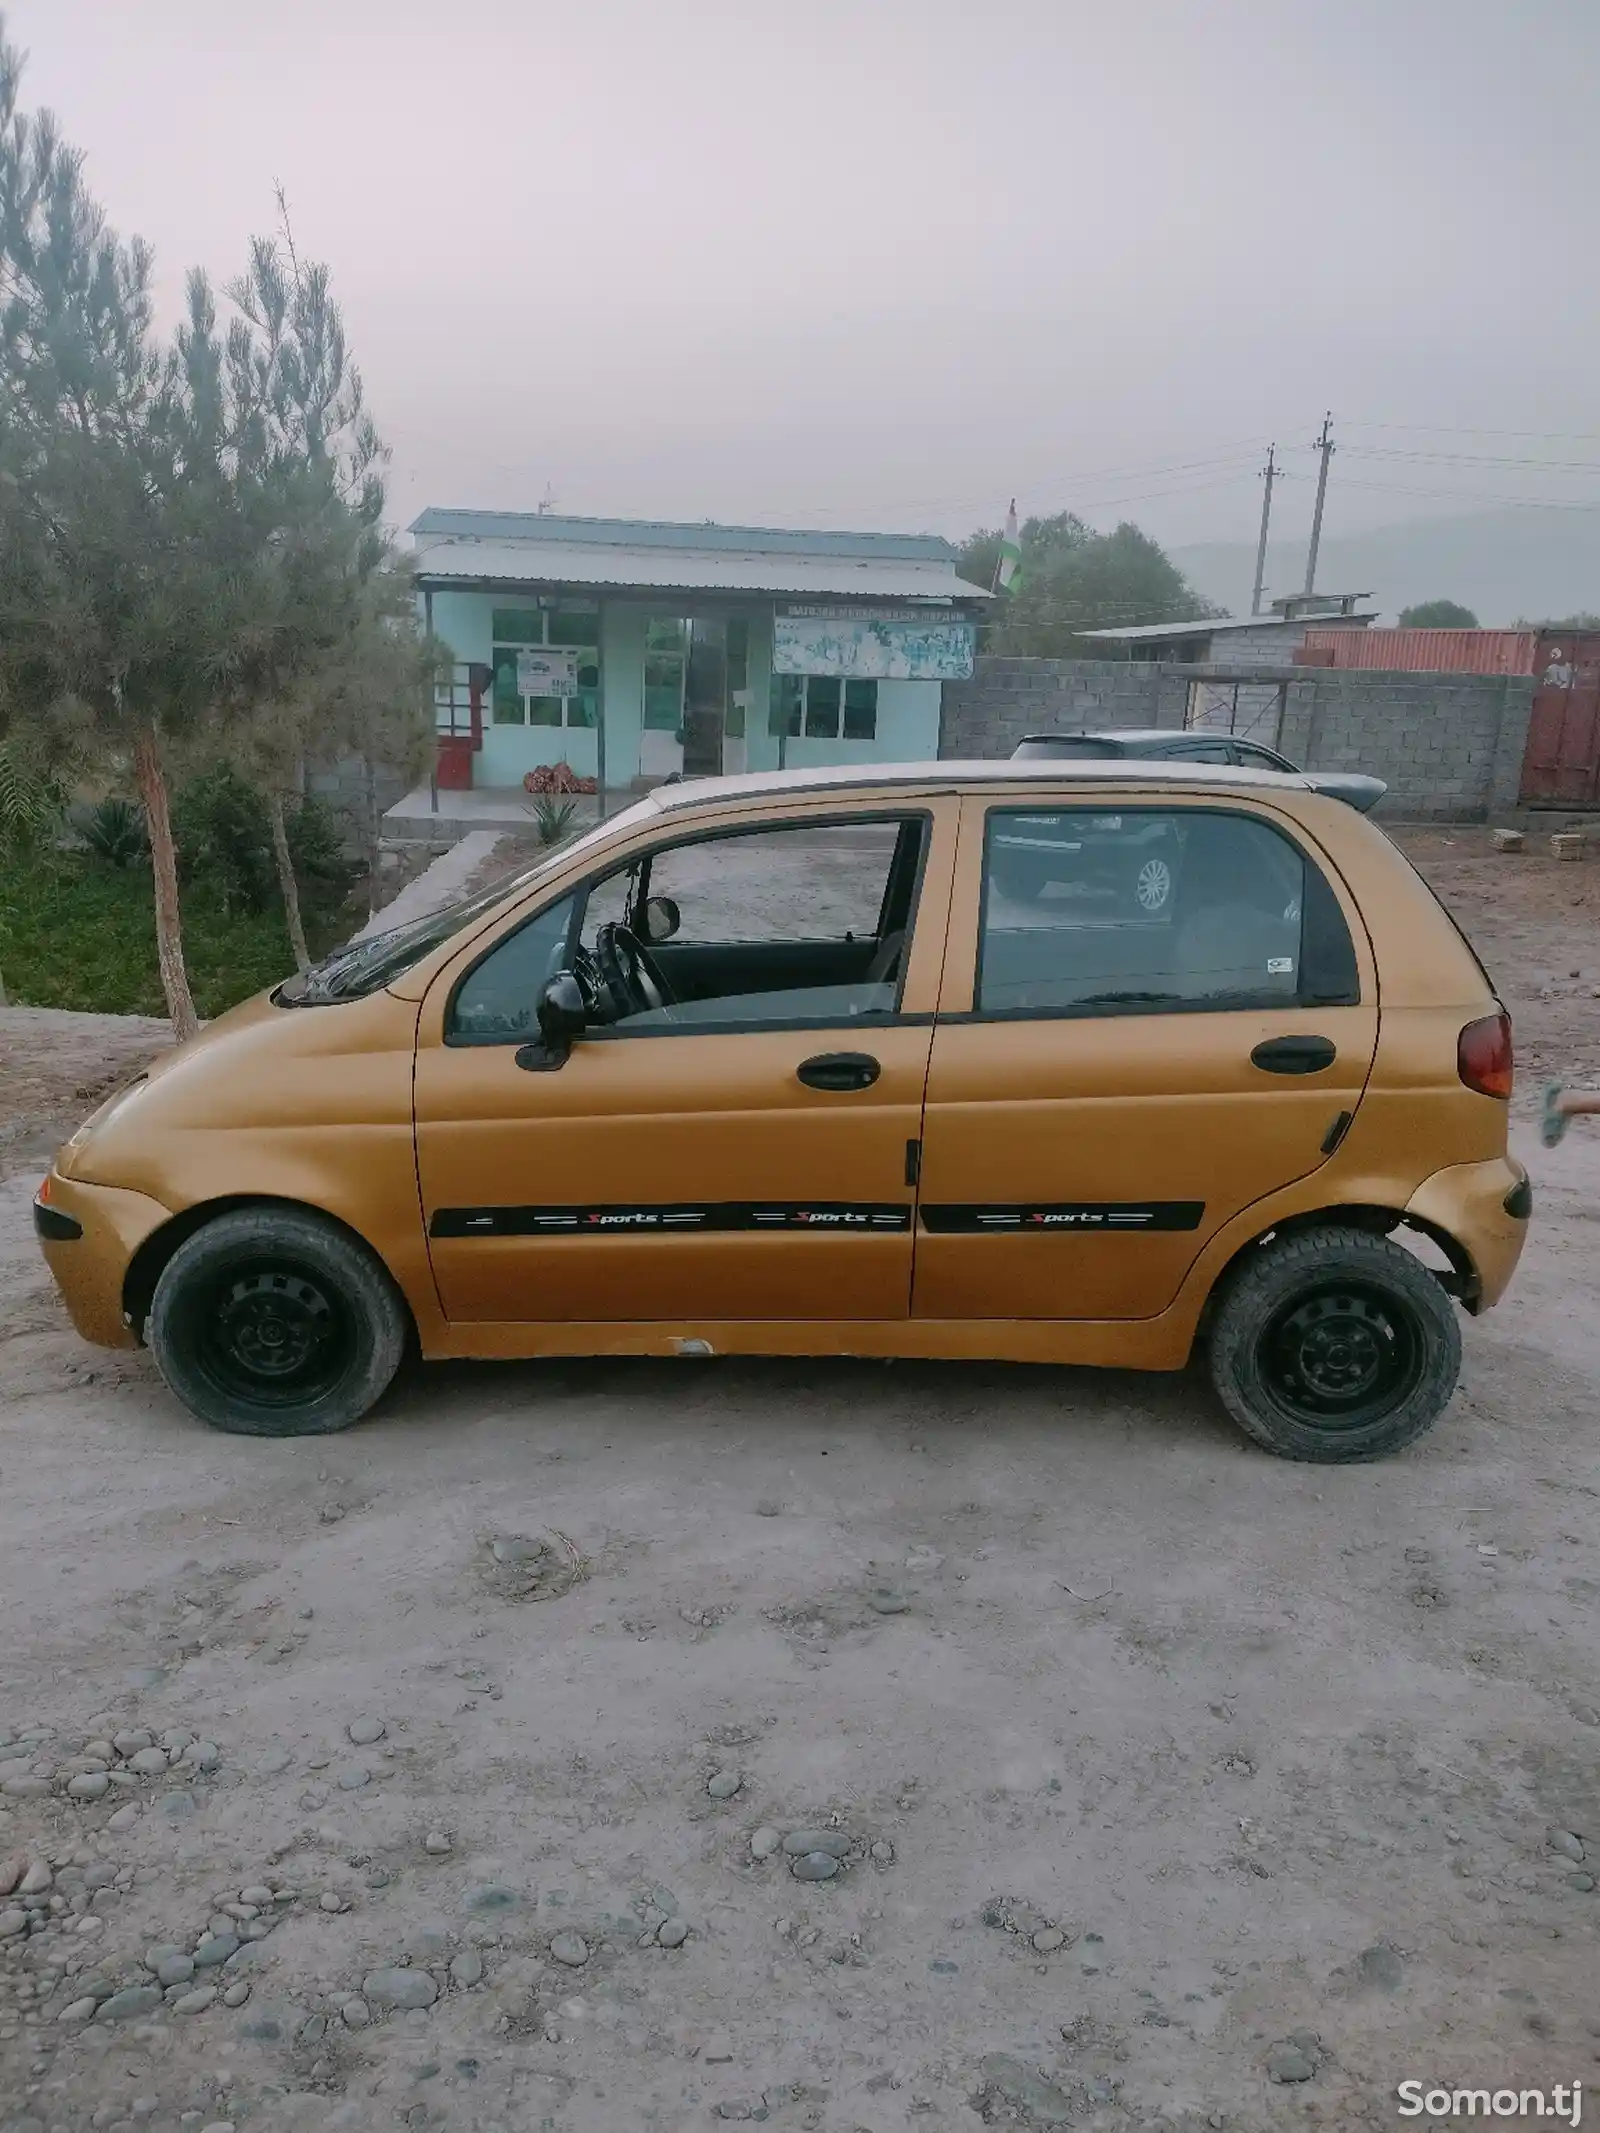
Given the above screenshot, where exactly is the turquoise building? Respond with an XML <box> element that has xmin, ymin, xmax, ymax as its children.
<box><xmin>411</xmin><ymin>509</ymin><xmax>985</xmax><ymax>796</ymax></box>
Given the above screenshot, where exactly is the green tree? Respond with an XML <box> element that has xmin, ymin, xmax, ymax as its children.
<box><xmin>307</xmin><ymin>562</ymin><xmax>438</xmax><ymax>919</ymax></box>
<box><xmin>0</xmin><ymin>19</ymin><xmax>262</xmax><ymax>1038</ymax></box>
<box><xmin>958</xmin><ymin>511</ymin><xmax>1219</xmax><ymax>657</ymax></box>
<box><xmin>199</xmin><ymin>228</ymin><xmax>435</xmax><ymax>965</ymax></box>
<box><xmin>213</xmin><ymin>233</ymin><xmax>391</xmax><ymax>967</ymax></box>
<box><xmin>1398</xmin><ymin>599</ymin><xmax>1479</xmax><ymax>628</ymax></box>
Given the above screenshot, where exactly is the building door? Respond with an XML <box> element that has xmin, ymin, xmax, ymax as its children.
<box><xmin>683</xmin><ymin>620</ymin><xmax>726</xmax><ymax>778</ymax></box>
<box><xmin>1518</xmin><ymin>633</ymin><xmax>1600</xmax><ymax>805</ymax></box>
<box><xmin>415</xmin><ymin>804</ymin><xmax>957</xmax><ymax>1324</ymax></box>
<box><xmin>640</xmin><ymin>617</ymin><xmax>687</xmax><ymax>779</ymax></box>
<box><xmin>912</xmin><ymin>795</ymin><xmax>1378</xmax><ymax>1322</ymax></box>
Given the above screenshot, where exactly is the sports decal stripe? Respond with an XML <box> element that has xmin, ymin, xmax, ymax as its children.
<box><xmin>917</xmin><ymin>1202</ymin><xmax>1204</xmax><ymax>1234</ymax></box>
<box><xmin>430</xmin><ymin>1202</ymin><xmax>914</xmax><ymax>1240</ymax></box>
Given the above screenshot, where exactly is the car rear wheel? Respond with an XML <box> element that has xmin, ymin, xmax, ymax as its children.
<box><xmin>147</xmin><ymin>1208</ymin><xmax>407</xmax><ymax>1436</ymax></box>
<box><xmin>1129</xmin><ymin>851</ymin><xmax>1174</xmax><ymax>915</ymax></box>
<box><xmin>1206</xmin><ymin>1225</ymin><xmax>1461</xmax><ymax>1462</ymax></box>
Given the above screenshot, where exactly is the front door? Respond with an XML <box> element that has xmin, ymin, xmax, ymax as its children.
<box><xmin>681</xmin><ymin>621</ymin><xmax>726</xmax><ymax>779</ymax></box>
<box><xmin>640</xmin><ymin>617</ymin><xmax>688</xmax><ymax>779</ymax></box>
<box><xmin>415</xmin><ymin>804</ymin><xmax>956</xmax><ymax>1324</ymax></box>
<box><xmin>913</xmin><ymin>794</ymin><xmax>1379</xmax><ymax>1321</ymax></box>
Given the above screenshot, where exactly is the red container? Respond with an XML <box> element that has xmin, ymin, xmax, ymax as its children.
<box><xmin>1303</xmin><ymin>627</ymin><xmax>1537</xmax><ymax>675</ymax></box>
<box><xmin>436</xmin><ymin>735</ymin><xmax>474</xmax><ymax>791</ymax></box>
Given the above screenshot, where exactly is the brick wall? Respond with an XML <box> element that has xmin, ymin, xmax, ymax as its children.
<box><xmin>939</xmin><ymin>658</ymin><xmax>1535</xmax><ymax>821</ymax></box>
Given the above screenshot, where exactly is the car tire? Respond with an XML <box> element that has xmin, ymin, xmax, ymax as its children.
<box><xmin>147</xmin><ymin>1207</ymin><xmax>407</xmax><ymax>1437</ymax></box>
<box><xmin>1129</xmin><ymin>850</ymin><xmax>1175</xmax><ymax>915</ymax></box>
<box><xmin>1206</xmin><ymin>1225</ymin><xmax>1461</xmax><ymax>1463</ymax></box>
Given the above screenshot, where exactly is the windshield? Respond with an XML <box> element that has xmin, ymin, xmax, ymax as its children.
<box><xmin>277</xmin><ymin>798</ymin><xmax>660</xmax><ymax>1005</ymax></box>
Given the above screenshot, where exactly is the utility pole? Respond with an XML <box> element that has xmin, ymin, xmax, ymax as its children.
<box><xmin>1304</xmin><ymin>412</ymin><xmax>1335</xmax><ymax>596</ymax></box>
<box><xmin>1250</xmin><ymin>444</ymin><xmax>1279</xmax><ymax>616</ymax></box>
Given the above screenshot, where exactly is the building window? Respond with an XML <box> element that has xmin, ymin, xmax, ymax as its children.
<box><xmin>491</xmin><ymin>605</ymin><xmax>601</xmax><ymax>729</ymax></box>
<box><xmin>768</xmin><ymin>674</ymin><xmax>877</xmax><ymax>741</ymax></box>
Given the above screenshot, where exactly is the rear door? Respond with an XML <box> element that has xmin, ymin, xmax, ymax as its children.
<box><xmin>912</xmin><ymin>791</ymin><xmax>1379</xmax><ymax>1322</ymax></box>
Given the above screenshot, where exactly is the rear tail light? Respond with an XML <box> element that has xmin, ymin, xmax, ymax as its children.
<box><xmin>1458</xmin><ymin>1010</ymin><xmax>1513</xmax><ymax>1100</ymax></box>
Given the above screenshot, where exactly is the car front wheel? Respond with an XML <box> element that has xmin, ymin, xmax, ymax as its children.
<box><xmin>1206</xmin><ymin>1225</ymin><xmax>1462</xmax><ymax>1462</ymax></box>
<box><xmin>147</xmin><ymin>1207</ymin><xmax>407</xmax><ymax>1436</ymax></box>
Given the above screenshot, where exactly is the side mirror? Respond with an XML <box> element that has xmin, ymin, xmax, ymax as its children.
<box><xmin>516</xmin><ymin>970</ymin><xmax>586</xmax><ymax>1071</ymax></box>
<box><xmin>640</xmin><ymin>894</ymin><xmax>680</xmax><ymax>944</ymax></box>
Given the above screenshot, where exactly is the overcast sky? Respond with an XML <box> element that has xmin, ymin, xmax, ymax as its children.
<box><xmin>10</xmin><ymin>0</ymin><xmax>1600</xmax><ymax>556</ymax></box>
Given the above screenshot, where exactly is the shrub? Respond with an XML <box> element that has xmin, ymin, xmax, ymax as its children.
<box><xmin>172</xmin><ymin>768</ymin><xmax>359</xmax><ymax>919</ymax></box>
<box><xmin>0</xmin><ymin>851</ymin><xmax>347</xmax><ymax>1016</ymax></box>
<box><xmin>74</xmin><ymin>796</ymin><xmax>149</xmax><ymax>869</ymax></box>
<box><xmin>529</xmin><ymin>795</ymin><xmax>579</xmax><ymax>845</ymax></box>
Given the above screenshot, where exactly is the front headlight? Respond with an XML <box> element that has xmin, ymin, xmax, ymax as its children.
<box><xmin>64</xmin><ymin>1074</ymin><xmax>148</xmax><ymax>1153</ymax></box>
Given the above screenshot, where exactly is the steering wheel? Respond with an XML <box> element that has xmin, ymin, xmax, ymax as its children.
<box><xmin>592</xmin><ymin>923</ymin><xmax>676</xmax><ymax>1021</ymax></box>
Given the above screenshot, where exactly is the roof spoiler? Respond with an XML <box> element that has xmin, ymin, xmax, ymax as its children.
<box><xmin>1303</xmin><ymin>772</ymin><xmax>1387</xmax><ymax>815</ymax></box>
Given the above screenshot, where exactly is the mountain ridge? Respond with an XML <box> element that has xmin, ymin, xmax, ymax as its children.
<box><xmin>1170</xmin><ymin>506</ymin><xmax>1600</xmax><ymax>626</ymax></box>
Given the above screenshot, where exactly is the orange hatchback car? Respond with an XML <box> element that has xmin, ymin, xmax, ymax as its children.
<box><xmin>35</xmin><ymin>760</ymin><xmax>1529</xmax><ymax>1460</ymax></box>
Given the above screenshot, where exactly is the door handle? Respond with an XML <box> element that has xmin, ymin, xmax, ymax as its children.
<box><xmin>1251</xmin><ymin>1035</ymin><xmax>1337</xmax><ymax>1075</ymax></box>
<box><xmin>797</xmin><ymin>1051</ymin><xmax>881</xmax><ymax>1092</ymax></box>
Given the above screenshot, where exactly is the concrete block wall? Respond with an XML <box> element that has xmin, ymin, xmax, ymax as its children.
<box><xmin>938</xmin><ymin>658</ymin><xmax>1186</xmax><ymax>759</ymax></box>
<box><xmin>306</xmin><ymin>755</ymin><xmax>414</xmax><ymax>846</ymax></box>
<box><xmin>1282</xmin><ymin>672</ymin><xmax>1534</xmax><ymax>819</ymax></box>
<box><xmin>939</xmin><ymin>658</ymin><xmax>1536</xmax><ymax>821</ymax></box>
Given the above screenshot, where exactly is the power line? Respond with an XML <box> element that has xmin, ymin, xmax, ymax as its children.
<box><xmin>1336</xmin><ymin>475</ymin><xmax>1600</xmax><ymax>513</ymax></box>
<box><xmin>1344</xmin><ymin>418</ymin><xmax>1600</xmax><ymax>443</ymax></box>
<box><xmin>1345</xmin><ymin>444</ymin><xmax>1600</xmax><ymax>475</ymax></box>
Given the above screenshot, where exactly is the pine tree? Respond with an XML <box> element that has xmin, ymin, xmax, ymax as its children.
<box><xmin>0</xmin><ymin>17</ymin><xmax>252</xmax><ymax>1038</ymax></box>
<box><xmin>217</xmin><ymin>226</ymin><xmax>429</xmax><ymax>962</ymax></box>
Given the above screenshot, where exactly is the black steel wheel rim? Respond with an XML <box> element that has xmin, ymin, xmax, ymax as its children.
<box><xmin>194</xmin><ymin>1261</ymin><xmax>355</xmax><ymax>1409</ymax></box>
<box><xmin>1260</xmin><ymin>1281</ymin><xmax>1424</xmax><ymax>1430</ymax></box>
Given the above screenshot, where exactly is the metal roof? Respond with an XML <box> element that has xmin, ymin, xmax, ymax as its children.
<box><xmin>643</xmin><ymin>756</ymin><xmax>1316</xmax><ymax>816</ymax></box>
<box><xmin>413</xmin><ymin>536</ymin><xmax>986</xmax><ymax>602</ymax></box>
<box><xmin>1079</xmin><ymin>612</ymin><xmax>1376</xmax><ymax>643</ymax></box>
<box><xmin>410</xmin><ymin>508</ymin><xmax>956</xmax><ymax>563</ymax></box>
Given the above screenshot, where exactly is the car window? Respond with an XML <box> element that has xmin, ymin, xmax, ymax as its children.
<box><xmin>1169</xmin><ymin>739</ymin><xmax>1233</xmax><ymax>763</ymax></box>
<box><xmin>279</xmin><ymin>799</ymin><xmax>657</xmax><ymax>1006</ymax></box>
<box><xmin>1230</xmin><ymin>740</ymin><xmax>1293</xmax><ymax>771</ymax></box>
<box><xmin>1011</xmin><ymin>735</ymin><xmax>1119</xmax><ymax>760</ymax></box>
<box><xmin>576</xmin><ymin>817</ymin><xmax>923</xmax><ymax>1030</ymax></box>
<box><xmin>979</xmin><ymin>807</ymin><xmax>1358</xmax><ymax>1015</ymax></box>
<box><xmin>447</xmin><ymin>894</ymin><xmax>577</xmax><ymax>1042</ymax></box>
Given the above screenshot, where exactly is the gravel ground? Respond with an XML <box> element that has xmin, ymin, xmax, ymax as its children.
<box><xmin>0</xmin><ymin>827</ymin><xmax>1597</xmax><ymax>2133</ymax></box>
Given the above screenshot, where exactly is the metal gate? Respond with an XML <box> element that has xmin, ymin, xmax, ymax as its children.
<box><xmin>1518</xmin><ymin>632</ymin><xmax>1600</xmax><ymax>805</ymax></box>
<box><xmin>1184</xmin><ymin>676</ymin><xmax>1289</xmax><ymax>747</ymax></box>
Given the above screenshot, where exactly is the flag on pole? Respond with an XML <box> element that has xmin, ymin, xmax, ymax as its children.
<box><xmin>994</xmin><ymin>500</ymin><xmax>1023</xmax><ymax>596</ymax></box>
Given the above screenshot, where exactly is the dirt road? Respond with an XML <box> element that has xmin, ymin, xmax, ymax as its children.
<box><xmin>1</xmin><ymin>829</ymin><xmax>1597</xmax><ymax>2133</ymax></box>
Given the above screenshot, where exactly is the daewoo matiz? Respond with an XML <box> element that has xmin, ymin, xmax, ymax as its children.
<box><xmin>35</xmin><ymin>760</ymin><xmax>1529</xmax><ymax>1461</ymax></box>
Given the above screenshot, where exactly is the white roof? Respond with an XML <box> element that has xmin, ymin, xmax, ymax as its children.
<box><xmin>647</xmin><ymin>757</ymin><xmax>1316</xmax><ymax>814</ymax></box>
<box><xmin>412</xmin><ymin>537</ymin><xmax>984</xmax><ymax>603</ymax></box>
<box><xmin>1080</xmin><ymin>612</ymin><xmax>1376</xmax><ymax>643</ymax></box>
